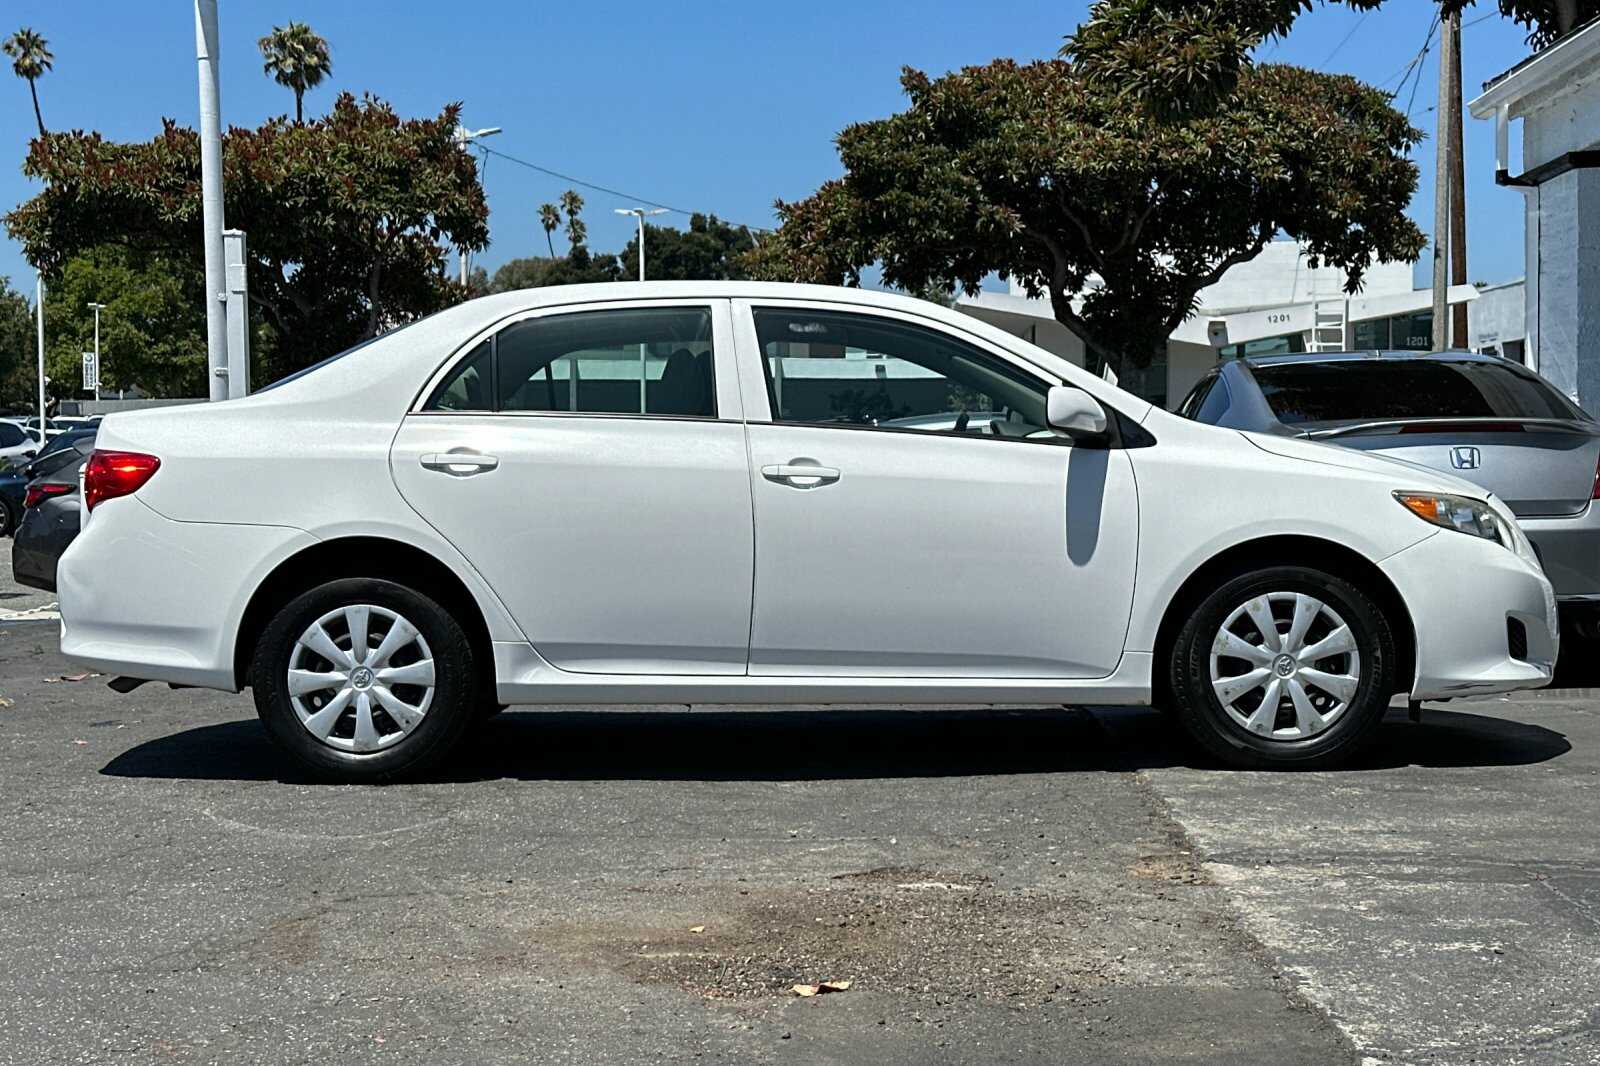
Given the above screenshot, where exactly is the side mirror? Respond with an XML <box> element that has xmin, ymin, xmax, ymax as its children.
<box><xmin>1046</xmin><ymin>385</ymin><xmax>1109</xmax><ymax>440</ymax></box>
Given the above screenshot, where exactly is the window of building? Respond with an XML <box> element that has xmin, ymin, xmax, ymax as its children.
<box><xmin>425</xmin><ymin>307</ymin><xmax>717</xmax><ymax>418</ymax></box>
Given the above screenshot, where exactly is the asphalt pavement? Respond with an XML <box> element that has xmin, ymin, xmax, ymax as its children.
<box><xmin>0</xmin><ymin>540</ymin><xmax>1595</xmax><ymax>1064</ymax></box>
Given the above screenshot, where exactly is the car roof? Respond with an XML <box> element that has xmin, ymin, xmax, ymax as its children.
<box><xmin>1240</xmin><ymin>349</ymin><xmax>1510</xmax><ymax>369</ymax></box>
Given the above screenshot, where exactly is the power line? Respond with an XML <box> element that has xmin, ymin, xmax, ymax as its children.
<box><xmin>1320</xmin><ymin>10</ymin><xmax>1370</xmax><ymax>66</ymax></box>
<box><xmin>1399</xmin><ymin>11</ymin><xmax>1441</xmax><ymax>118</ymax></box>
<box><xmin>477</xmin><ymin>144</ymin><xmax>769</xmax><ymax>232</ymax></box>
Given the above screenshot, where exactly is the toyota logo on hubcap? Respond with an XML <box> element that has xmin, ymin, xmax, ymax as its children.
<box><xmin>1273</xmin><ymin>654</ymin><xmax>1297</xmax><ymax>678</ymax></box>
<box><xmin>351</xmin><ymin>667</ymin><xmax>374</xmax><ymax>689</ymax></box>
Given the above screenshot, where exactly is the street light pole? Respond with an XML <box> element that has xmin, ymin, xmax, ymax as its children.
<box><xmin>614</xmin><ymin>207</ymin><xmax>669</xmax><ymax>282</ymax></box>
<box><xmin>87</xmin><ymin>302</ymin><xmax>106</xmax><ymax>404</ymax></box>
<box><xmin>35</xmin><ymin>271</ymin><xmax>45</xmax><ymax>440</ymax></box>
<box><xmin>614</xmin><ymin>207</ymin><xmax>669</xmax><ymax>412</ymax></box>
<box><xmin>194</xmin><ymin>0</ymin><xmax>229</xmax><ymax>401</ymax></box>
<box><xmin>453</xmin><ymin>125</ymin><xmax>501</xmax><ymax>288</ymax></box>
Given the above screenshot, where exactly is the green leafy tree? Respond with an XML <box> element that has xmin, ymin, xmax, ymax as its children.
<box><xmin>538</xmin><ymin>202</ymin><xmax>561</xmax><ymax>257</ymax></box>
<box><xmin>6</xmin><ymin>93</ymin><xmax>490</xmax><ymax>382</ymax></box>
<box><xmin>1068</xmin><ymin>1</ymin><xmax>1598</xmax><ymax>122</ymax></box>
<box><xmin>42</xmin><ymin>247</ymin><xmax>210</xmax><ymax>399</ymax></box>
<box><xmin>3</xmin><ymin>27</ymin><xmax>52</xmax><ymax>139</ymax></box>
<box><xmin>0</xmin><ymin>276</ymin><xmax>38</xmax><ymax>410</ymax></box>
<box><xmin>559</xmin><ymin>189</ymin><xmax>586</xmax><ymax>251</ymax></box>
<box><xmin>488</xmin><ymin>248</ymin><xmax>622</xmax><ymax>292</ymax></box>
<box><xmin>258</xmin><ymin>21</ymin><xmax>333</xmax><ymax>124</ymax></box>
<box><xmin>748</xmin><ymin>59</ymin><xmax>1424</xmax><ymax>377</ymax></box>
<box><xmin>620</xmin><ymin>214</ymin><xmax>757</xmax><ymax>281</ymax></box>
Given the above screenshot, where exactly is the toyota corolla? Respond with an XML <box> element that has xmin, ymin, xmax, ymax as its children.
<box><xmin>58</xmin><ymin>283</ymin><xmax>1557</xmax><ymax>780</ymax></box>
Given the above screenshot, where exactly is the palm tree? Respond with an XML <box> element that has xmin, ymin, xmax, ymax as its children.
<box><xmin>258</xmin><ymin>21</ymin><xmax>332</xmax><ymax>123</ymax></box>
<box><xmin>538</xmin><ymin>203</ymin><xmax>561</xmax><ymax>258</ymax></box>
<box><xmin>559</xmin><ymin>189</ymin><xmax>586</xmax><ymax>252</ymax></box>
<box><xmin>3</xmin><ymin>28</ymin><xmax>52</xmax><ymax>139</ymax></box>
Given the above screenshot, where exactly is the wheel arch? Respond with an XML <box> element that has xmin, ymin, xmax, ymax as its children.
<box><xmin>233</xmin><ymin>536</ymin><xmax>495</xmax><ymax>691</ymax></box>
<box><xmin>1150</xmin><ymin>535</ymin><xmax>1417</xmax><ymax>709</ymax></box>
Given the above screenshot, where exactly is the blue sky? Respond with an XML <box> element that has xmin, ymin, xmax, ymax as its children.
<box><xmin>0</xmin><ymin>2</ymin><xmax>1538</xmax><ymax>298</ymax></box>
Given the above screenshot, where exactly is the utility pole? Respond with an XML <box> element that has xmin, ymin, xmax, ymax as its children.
<box><xmin>1448</xmin><ymin>16</ymin><xmax>1468</xmax><ymax>348</ymax></box>
<box><xmin>87</xmin><ymin>301</ymin><xmax>106</xmax><ymax>404</ymax></box>
<box><xmin>194</xmin><ymin>0</ymin><xmax>228</xmax><ymax>401</ymax></box>
<box><xmin>1431</xmin><ymin>8</ymin><xmax>1459</xmax><ymax>352</ymax></box>
<box><xmin>453</xmin><ymin>125</ymin><xmax>501</xmax><ymax>287</ymax></box>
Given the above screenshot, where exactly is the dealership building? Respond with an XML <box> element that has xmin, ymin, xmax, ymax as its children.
<box><xmin>955</xmin><ymin>239</ymin><xmax>1519</xmax><ymax>409</ymax></box>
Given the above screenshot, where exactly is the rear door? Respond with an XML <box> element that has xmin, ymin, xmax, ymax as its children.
<box><xmin>391</xmin><ymin>299</ymin><xmax>755</xmax><ymax>675</ymax></box>
<box><xmin>1249</xmin><ymin>357</ymin><xmax>1600</xmax><ymax>517</ymax></box>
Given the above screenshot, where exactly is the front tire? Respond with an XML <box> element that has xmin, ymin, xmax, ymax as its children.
<box><xmin>1170</xmin><ymin>565</ymin><xmax>1396</xmax><ymax>769</ymax></box>
<box><xmin>250</xmin><ymin>578</ymin><xmax>477</xmax><ymax>782</ymax></box>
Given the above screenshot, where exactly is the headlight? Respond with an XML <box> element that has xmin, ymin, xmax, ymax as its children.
<box><xmin>1394</xmin><ymin>491</ymin><xmax>1507</xmax><ymax>546</ymax></box>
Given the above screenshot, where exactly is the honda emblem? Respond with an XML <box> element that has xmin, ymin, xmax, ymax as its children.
<box><xmin>1449</xmin><ymin>446</ymin><xmax>1482</xmax><ymax>470</ymax></box>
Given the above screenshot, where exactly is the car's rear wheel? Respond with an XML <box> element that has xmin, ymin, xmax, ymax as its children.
<box><xmin>1170</xmin><ymin>565</ymin><xmax>1396</xmax><ymax>769</ymax></box>
<box><xmin>0</xmin><ymin>498</ymin><xmax>17</xmax><ymax>538</ymax></box>
<box><xmin>250</xmin><ymin>578</ymin><xmax>477</xmax><ymax>782</ymax></box>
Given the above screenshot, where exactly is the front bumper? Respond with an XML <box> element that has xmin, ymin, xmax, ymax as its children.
<box><xmin>1520</xmin><ymin>502</ymin><xmax>1600</xmax><ymax>601</ymax></box>
<box><xmin>1379</xmin><ymin>529</ymin><xmax>1558</xmax><ymax>700</ymax></box>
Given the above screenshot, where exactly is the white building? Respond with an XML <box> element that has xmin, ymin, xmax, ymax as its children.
<box><xmin>956</xmin><ymin>240</ymin><xmax>1481</xmax><ymax>407</ymax></box>
<box><xmin>1469</xmin><ymin>15</ymin><xmax>1600</xmax><ymax>411</ymax></box>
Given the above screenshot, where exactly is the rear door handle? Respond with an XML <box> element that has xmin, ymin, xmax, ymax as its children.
<box><xmin>761</xmin><ymin>462</ymin><xmax>840</xmax><ymax>488</ymax></box>
<box><xmin>420</xmin><ymin>450</ymin><xmax>499</xmax><ymax>476</ymax></box>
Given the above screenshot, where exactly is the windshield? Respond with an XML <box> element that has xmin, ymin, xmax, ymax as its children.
<box><xmin>1252</xmin><ymin>359</ymin><xmax>1589</xmax><ymax>426</ymax></box>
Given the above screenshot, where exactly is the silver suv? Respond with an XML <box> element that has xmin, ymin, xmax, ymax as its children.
<box><xmin>1178</xmin><ymin>350</ymin><xmax>1600</xmax><ymax>640</ymax></box>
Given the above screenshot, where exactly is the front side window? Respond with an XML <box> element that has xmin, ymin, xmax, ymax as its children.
<box><xmin>751</xmin><ymin>307</ymin><xmax>1051</xmax><ymax>437</ymax></box>
<box><xmin>425</xmin><ymin>307</ymin><xmax>716</xmax><ymax>418</ymax></box>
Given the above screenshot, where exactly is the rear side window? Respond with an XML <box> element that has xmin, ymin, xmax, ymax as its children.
<box><xmin>425</xmin><ymin>307</ymin><xmax>716</xmax><ymax>418</ymax></box>
<box><xmin>1252</xmin><ymin>360</ymin><xmax>1589</xmax><ymax>425</ymax></box>
<box><xmin>0</xmin><ymin>422</ymin><xmax>23</xmax><ymax>447</ymax></box>
<box><xmin>1175</xmin><ymin>376</ymin><xmax>1216</xmax><ymax>419</ymax></box>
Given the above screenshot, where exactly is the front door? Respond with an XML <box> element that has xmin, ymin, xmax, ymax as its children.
<box><xmin>737</xmin><ymin>302</ymin><xmax>1139</xmax><ymax>678</ymax></box>
<box><xmin>391</xmin><ymin>300</ymin><xmax>754</xmax><ymax>675</ymax></box>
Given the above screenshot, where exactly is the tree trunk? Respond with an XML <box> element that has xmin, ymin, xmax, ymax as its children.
<box><xmin>544</xmin><ymin>231</ymin><xmax>555</xmax><ymax>258</ymax></box>
<box><xmin>28</xmin><ymin>79</ymin><xmax>43</xmax><ymax>139</ymax></box>
<box><xmin>294</xmin><ymin>89</ymin><xmax>303</xmax><ymax>124</ymax></box>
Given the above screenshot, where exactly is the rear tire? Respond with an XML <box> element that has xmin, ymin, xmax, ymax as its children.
<box><xmin>1170</xmin><ymin>565</ymin><xmax>1395</xmax><ymax>769</ymax></box>
<box><xmin>0</xmin><ymin>498</ymin><xmax>16</xmax><ymax>538</ymax></box>
<box><xmin>250</xmin><ymin>578</ymin><xmax>477</xmax><ymax>782</ymax></box>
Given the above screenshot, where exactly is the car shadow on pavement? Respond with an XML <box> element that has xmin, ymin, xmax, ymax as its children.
<box><xmin>99</xmin><ymin>703</ymin><xmax>1570</xmax><ymax>784</ymax></box>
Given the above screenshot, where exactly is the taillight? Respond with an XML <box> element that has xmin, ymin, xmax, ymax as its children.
<box><xmin>23</xmin><ymin>482</ymin><xmax>73</xmax><ymax>510</ymax></box>
<box><xmin>83</xmin><ymin>450</ymin><xmax>161</xmax><ymax>512</ymax></box>
<box><xmin>1593</xmin><ymin>453</ymin><xmax>1600</xmax><ymax>501</ymax></box>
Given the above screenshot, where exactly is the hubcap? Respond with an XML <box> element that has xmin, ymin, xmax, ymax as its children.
<box><xmin>286</xmin><ymin>604</ymin><xmax>435</xmax><ymax>754</ymax></box>
<box><xmin>1208</xmin><ymin>592</ymin><xmax>1361</xmax><ymax>741</ymax></box>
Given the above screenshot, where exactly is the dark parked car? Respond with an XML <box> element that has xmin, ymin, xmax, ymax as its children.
<box><xmin>0</xmin><ymin>430</ymin><xmax>96</xmax><ymax>538</ymax></box>
<box><xmin>13</xmin><ymin>447</ymin><xmax>88</xmax><ymax>592</ymax></box>
<box><xmin>1176</xmin><ymin>349</ymin><xmax>1600</xmax><ymax>637</ymax></box>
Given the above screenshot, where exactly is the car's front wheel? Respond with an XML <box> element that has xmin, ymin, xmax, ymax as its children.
<box><xmin>1170</xmin><ymin>565</ymin><xmax>1397</xmax><ymax>769</ymax></box>
<box><xmin>250</xmin><ymin>578</ymin><xmax>477</xmax><ymax>782</ymax></box>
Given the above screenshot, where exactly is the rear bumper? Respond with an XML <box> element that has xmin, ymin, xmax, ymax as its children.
<box><xmin>1380</xmin><ymin>530</ymin><xmax>1558</xmax><ymax>700</ymax></box>
<box><xmin>1520</xmin><ymin>503</ymin><xmax>1600</xmax><ymax>601</ymax></box>
<box><xmin>57</xmin><ymin>497</ymin><xmax>315</xmax><ymax>691</ymax></box>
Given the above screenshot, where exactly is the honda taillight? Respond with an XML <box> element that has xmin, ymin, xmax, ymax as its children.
<box><xmin>1593</xmin><ymin>453</ymin><xmax>1600</xmax><ymax>501</ymax></box>
<box><xmin>83</xmin><ymin>450</ymin><xmax>161</xmax><ymax>512</ymax></box>
<box><xmin>23</xmin><ymin>482</ymin><xmax>73</xmax><ymax>510</ymax></box>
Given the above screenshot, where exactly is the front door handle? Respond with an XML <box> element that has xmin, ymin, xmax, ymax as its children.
<box><xmin>420</xmin><ymin>450</ymin><xmax>499</xmax><ymax>477</ymax></box>
<box><xmin>761</xmin><ymin>461</ymin><xmax>840</xmax><ymax>489</ymax></box>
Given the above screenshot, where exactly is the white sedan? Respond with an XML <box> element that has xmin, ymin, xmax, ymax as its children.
<box><xmin>60</xmin><ymin>283</ymin><xmax>1557</xmax><ymax>780</ymax></box>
